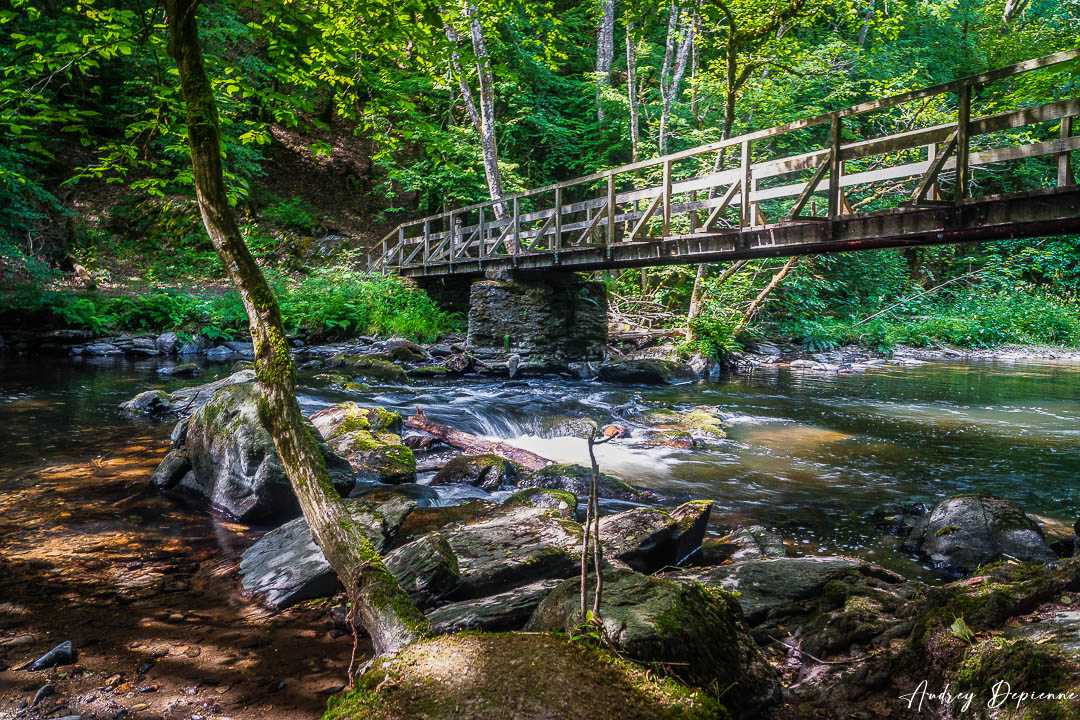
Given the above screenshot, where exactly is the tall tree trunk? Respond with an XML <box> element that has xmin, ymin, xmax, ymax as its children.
<box><xmin>164</xmin><ymin>0</ymin><xmax>427</xmax><ymax>658</ymax></box>
<box><xmin>442</xmin><ymin>15</ymin><xmax>483</xmax><ymax>132</ymax></box>
<box><xmin>465</xmin><ymin>2</ymin><xmax>508</xmax><ymax>219</ymax></box>
<box><xmin>625</xmin><ymin>22</ymin><xmax>640</xmax><ymax>162</ymax></box>
<box><xmin>595</xmin><ymin>0</ymin><xmax>615</xmax><ymax>123</ymax></box>
<box><xmin>658</xmin><ymin>2</ymin><xmax>694</xmax><ymax>156</ymax></box>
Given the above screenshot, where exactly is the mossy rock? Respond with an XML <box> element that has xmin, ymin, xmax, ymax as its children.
<box><xmin>432</xmin><ymin>454</ymin><xmax>521</xmax><ymax>491</ymax></box>
<box><xmin>358</xmin><ymin>444</ymin><xmax>417</xmax><ymax>484</ymax></box>
<box><xmin>322</xmin><ymin>632</ymin><xmax>728</xmax><ymax>720</ymax></box>
<box><xmin>503</xmin><ymin>487</ymin><xmax>577</xmax><ymax>519</ymax></box>
<box><xmin>517</xmin><ymin>463</ymin><xmax>653</xmax><ymax>502</ymax></box>
<box><xmin>341</xmin><ymin>354</ymin><xmax>406</xmax><ymax>381</ymax></box>
<box><xmin>527</xmin><ymin>569</ymin><xmax>778</xmax><ymax>716</ymax></box>
<box><xmin>632</xmin><ymin>408</ymin><xmax>727</xmax><ymax>443</ymax></box>
<box><xmin>407</xmin><ymin>365</ymin><xmax>449</xmax><ymax>379</ymax></box>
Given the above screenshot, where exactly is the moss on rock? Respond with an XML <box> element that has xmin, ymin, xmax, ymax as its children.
<box><xmin>322</xmin><ymin>632</ymin><xmax>727</xmax><ymax>720</ymax></box>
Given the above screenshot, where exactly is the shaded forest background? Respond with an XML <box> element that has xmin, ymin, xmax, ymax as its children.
<box><xmin>1</xmin><ymin>0</ymin><xmax>1079</xmax><ymax>352</ymax></box>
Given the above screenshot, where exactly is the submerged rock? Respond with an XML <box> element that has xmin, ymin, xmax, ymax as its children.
<box><xmin>310</xmin><ymin>402</ymin><xmax>416</xmax><ymax>484</ymax></box>
<box><xmin>118</xmin><ymin>389</ymin><xmax>175</xmax><ymax>416</ymax></box>
<box><xmin>159</xmin><ymin>382</ymin><xmax>354</xmax><ymax>522</ymax></box>
<box><xmin>598</xmin><ymin>359</ymin><xmax>698</xmax><ymax>385</ymax></box>
<box><xmin>629</xmin><ymin>408</ymin><xmax>728</xmax><ymax>445</ymax></box>
<box><xmin>905</xmin><ymin>495</ymin><xmax>1056</xmax><ymax>576</ymax></box>
<box><xmin>528</xmin><ymin>569</ymin><xmax>779</xmax><ymax>716</ymax></box>
<box><xmin>516</xmin><ymin>463</ymin><xmax>654</xmax><ymax>502</ymax></box>
<box><xmin>430</xmin><ymin>454</ymin><xmax>520</xmax><ymax>491</ymax></box>
<box><xmin>323</xmin><ymin>633</ymin><xmax>726</xmax><ymax>720</ymax></box>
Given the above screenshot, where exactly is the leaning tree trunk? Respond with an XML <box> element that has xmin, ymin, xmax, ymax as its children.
<box><xmin>595</xmin><ymin>0</ymin><xmax>615</xmax><ymax>123</ymax></box>
<box><xmin>164</xmin><ymin>0</ymin><xmax>428</xmax><ymax>658</ymax></box>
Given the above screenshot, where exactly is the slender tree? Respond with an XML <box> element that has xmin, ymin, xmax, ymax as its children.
<box><xmin>626</xmin><ymin>22</ymin><xmax>641</xmax><ymax>161</ymax></box>
<box><xmin>658</xmin><ymin>0</ymin><xmax>695</xmax><ymax>155</ymax></box>
<box><xmin>595</xmin><ymin>0</ymin><xmax>615</xmax><ymax>122</ymax></box>
<box><xmin>164</xmin><ymin>0</ymin><xmax>427</xmax><ymax>658</ymax></box>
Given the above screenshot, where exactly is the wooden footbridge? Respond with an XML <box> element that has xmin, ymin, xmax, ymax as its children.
<box><xmin>369</xmin><ymin>50</ymin><xmax>1080</xmax><ymax>279</ymax></box>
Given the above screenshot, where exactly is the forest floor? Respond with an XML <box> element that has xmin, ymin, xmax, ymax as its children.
<box><xmin>0</xmin><ymin>428</ymin><xmax>361</xmax><ymax>720</ymax></box>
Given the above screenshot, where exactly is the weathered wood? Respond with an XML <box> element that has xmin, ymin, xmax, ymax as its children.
<box><xmin>827</xmin><ymin>116</ymin><xmax>842</xmax><ymax>219</ymax></box>
<box><xmin>1060</xmin><ymin>116</ymin><xmax>1075</xmax><ymax>187</ymax></box>
<box><xmin>405</xmin><ymin>408</ymin><xmax>553</xmax><ymax>472</ymax></box>
<box><xmin>786</xmin><ymin>154</ymin><xmax>830</xmax><ymax>220</ymax></box>
<box><xmin>955</xmin><ymin>83</ymin><xmax>972</xmax><ymax>204</ymax></box>
<box><xmin>910</xmin><ymin>131</ymin><xmax>958</xmax><ymax>206</ymax></box>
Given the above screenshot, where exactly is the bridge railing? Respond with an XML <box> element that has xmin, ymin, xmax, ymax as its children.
<box><xmin>368</xmin><ymin>48</ymin><xmax>1079</xmax><ymax>274</ymax></box>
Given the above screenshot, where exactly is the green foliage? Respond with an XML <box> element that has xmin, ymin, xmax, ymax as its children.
<box><xmin>261</xmin><ymin>198</ymin><xmax>317</xmax><ymax>234</ymax></box>
<box><xmin>0</xmin><ymin>268</ymin><xmax>460</xmax><ymax>343</ymax></box>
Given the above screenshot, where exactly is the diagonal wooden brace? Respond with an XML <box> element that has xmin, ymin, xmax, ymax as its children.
<box><xmin>908</xmin><ymin>130</ymin><xmax>958</xmax><ymax>206</ymax></box>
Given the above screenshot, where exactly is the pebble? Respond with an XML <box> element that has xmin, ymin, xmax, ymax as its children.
<box><xmin>130</xmin><ymin>702</ymin><xmax>148</xmax><ymax>711</ymax></box>
<box><xmin>267</xmin><ymin>680</ymin><xmax>286</xmax><ymax>693</ymax></box>
<box><xmin>136</xmin><ymin>662</ymin><xmax>153</xmax><ymax>674</ymax></box>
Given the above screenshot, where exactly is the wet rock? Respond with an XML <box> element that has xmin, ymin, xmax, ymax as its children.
<box><xmin>516</xmin><ymin>463</ymin><xmax>653</xmax><ymax>503</ymax></box>
<box><xmin>206</xmin><ymin>345</ymin><xmax>233</xmax><ymax>358</ymax></box>
<box><xmin>28</xmin><ymin>641</ymin><xmax>75</xmax><ymax>670</ymax></box>
<box><xmin>527</xmin><ymin>569</ymin><xmax>779</xmax><ymax>716</ymax></box>
<box><xmin>442</xmin><ymin>353</ymin><xmax>474</xmax><ymax>374</ymax></box>
<box><xmin>663</xmin><ymin>556</ymin><xmax>901</xmax><ymax>625</ymax></box>
<box><xmin>406</xmin><ymin>365</ymin><xmax>448</xmax><ymax>379</ymax></box>
<box><xmin>426</xmin><ymin>579</ymin><xmax>561</xmax><ymax>634</ymax></box>
<box><xmin>403</xmin><ymin>434</ymin><xmax>441</xmax><ymax>452</ymax></box>
<box><xmin>382</xmin><ymin>533</ymin><xmax>460</xmax><ymax>609</ymax></box>
<box><xmin>162</xmin><ymin>382</ymin><xmax>355</xmax><ymax>522</ymax></box>
<box><xmin>598</xmin><ymin>501</ymin><xmax>713</xmax><ymax>573</ymax></box>
<box><xmin>156</xmin><ymin>362</ymin><xmax>201</xmax><ymax>378</ymax></box>
<box><xmin>127</xmin><ymin>336</ymin><xmax>160</xmax><ymax>356</ymax></box>
<box><xmin>546</xmin><ymin>416</ymin><xmax>600</xmax><ymax>438</ymax></box>
<box><xmin>501</xmin><ymin>487</ymin><xmax>577</xmax><ymax>519</ymax></box>
<box><xmin>337</xmin><ymin>354</ymin><xmax>406</xmax><ymax>382</ymax></box>
<box><xmin>84</xmin><ymin>342</ymin><xmax>122</xmax><ymax>356</ymax></box>
<box><xmin>148</xmin><ymin>449</ymin><xmax>190</xmax><ymax>491</ymax></box>
<box><xmin>870</xmin><ymin>502</ymin><xmax>931</xmax><ymax>536</ymax></box>
<box><xmin>629</xmin><ymin>407</ymin><xmax>728</xmax><ymax>443</ymax></box>
<box><xmin>118</xmin><ymin>390</ymin><xmax>175</xmax><ymax>416</ymax></box>
<box><xmin>224</xmin><ymin>340</ymin><xmax>255</xmax><ymax>357</ymax></box>
<box><xmin>692</xmin><ymin>525</ymin><xmax>786</xmax><ymax>565</ymax></box>
<box><xmin>384</xmin><ymin>338</ymin><xmax>427</xmax><ymax>362</ymax></box>
<box><xmin>598</xmin><ymin>359</ymin><xmax>698</xmax><ymax>385</ymax></box>
<box><xmin>155</xmin><ymin>332</ymin><xmax>178</xmax><ymax>355</ymax></box>
<box><xmin>238</xmin><ymin>498</ymin><xmax>414</xmax><ymax>610</ymax></box>
<box><xmin>428</xmin><ymin>343</ymin><xmax>453</xmax><ymax>357</ymax></box>
<box><xmin>352</xmin><ymin>482</ymin><xmax>440</xmax><ymax>507</ymax></box>
<box><xmin>177</xmin><ymin>335</ymin><xmax>209</xmax><ymax>355</ymax></box>
<box><xmin>310</xmin><ymin>402</ymin><xmax>416</xmax><ymax>484</ymax></box>
<box><xmin>431</xmin><ymin>454</ymin><xmax>520</xmax><ymax>491</ymax></box>
<box><xmin>904</xmin><ymin>495</ymin><xmax>1056</xmax><ymax>576</ymax></box>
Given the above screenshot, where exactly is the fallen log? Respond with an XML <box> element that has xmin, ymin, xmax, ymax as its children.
<box><xmin>404</xmin><ymin>407</ymin><xmax>553</xmax><ymax>472</ymax></box>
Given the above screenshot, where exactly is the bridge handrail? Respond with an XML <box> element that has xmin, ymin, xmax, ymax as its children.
<box><xmin>369</xmin><ymin>48</ymin><xmax>1079</xmax><ymax>272</ymax></box>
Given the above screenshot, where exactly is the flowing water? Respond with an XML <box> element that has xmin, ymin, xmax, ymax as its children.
<box><xmin>2</xmin><ymin>353</ymin><xmax>1079</xmax><ymax>581</ymax></box>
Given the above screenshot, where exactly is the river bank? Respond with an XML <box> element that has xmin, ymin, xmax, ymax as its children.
<box><xmin>2</xmin><ymin>351</ymin><xmax>1078</xmax><ymax>719</ymax></box>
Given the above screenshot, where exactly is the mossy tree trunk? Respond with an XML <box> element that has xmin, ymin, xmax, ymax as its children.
<box><xmin>164</xmin><ymin>0</ymin><xmax>427</xmax><ymax>657</ymax></box>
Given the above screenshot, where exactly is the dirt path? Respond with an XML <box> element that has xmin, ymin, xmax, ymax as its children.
<box><xmin>0</xmin><ymin>434</ymin><xmax>366</xmax><ymax>720</ymax></box>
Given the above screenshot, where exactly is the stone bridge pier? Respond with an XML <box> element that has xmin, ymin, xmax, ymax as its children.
<box><xmin>416</xmin><ymin>272</ymin><xmax>608</xmax><ymax>369</ymax></box>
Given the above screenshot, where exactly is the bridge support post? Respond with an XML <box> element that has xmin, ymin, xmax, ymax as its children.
<box><xmin>466</xmin><ymin>272</ymin><xmax>607</xmax><ymax>370</ymax></box>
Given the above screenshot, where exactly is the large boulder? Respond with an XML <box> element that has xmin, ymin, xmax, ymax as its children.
<box><xmin>517</xmin><ymin>463</ymin><xmax>654</xmax><ymax>502</ymax></box>
<box><xmin>238</xmin><ymin>497</ymin><xmax>416</xmax><ymax>610</ymax></box>
<box><xmin>382</xmin><ymin>533</ymin><xmax>461</xmax><ymax>609</ymax></box>
<box><xmin>905</xmin><ymin>495</ymin><xmax>1056</xmax><ymax>576</ymax></box>
<box><xmin>440</xmin><ymin>505</ymin><xmax>582</xmax><ymax>600</ymax></box>
<box><xmin>430</xmin><ymin>454</ymin><xmax>521</xmax><ymax>491</ymax></box>
<box><xmin>527</xmin><ymin>569</ymin><xmax>779</xmax><ymax>717</ymax></box>
<box><xmin>310</xmin><ymin>402</ymin><xmax>416</xmax><ymax>484</ymax></box>
<box><xmin>118</xmin><ymin>389</ymin><xmax>176</xmax><ymax>416</ymax></box>
<box><xmin>598</xmin><ymin>359</ymin><xmax>698</xmax><ymax>385</ymax></box>
<box><xmin>598</xmin><ymin>501</ymin><xmax>713</xmax><ymax>573</ymax></box>
<box><xmin>663</xmin><ymin>556</ymin><xmax>902</xmax><ymax>626</ymax></box>
<box><xmin>324</xmin><ymin>633</ymin><xmax>727</xmax><ymax>720</ymax></box>
<box><xmin>155</xmin><ymin>382</ymin><xmax>355</xmax><ymax>523</ymax></box>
